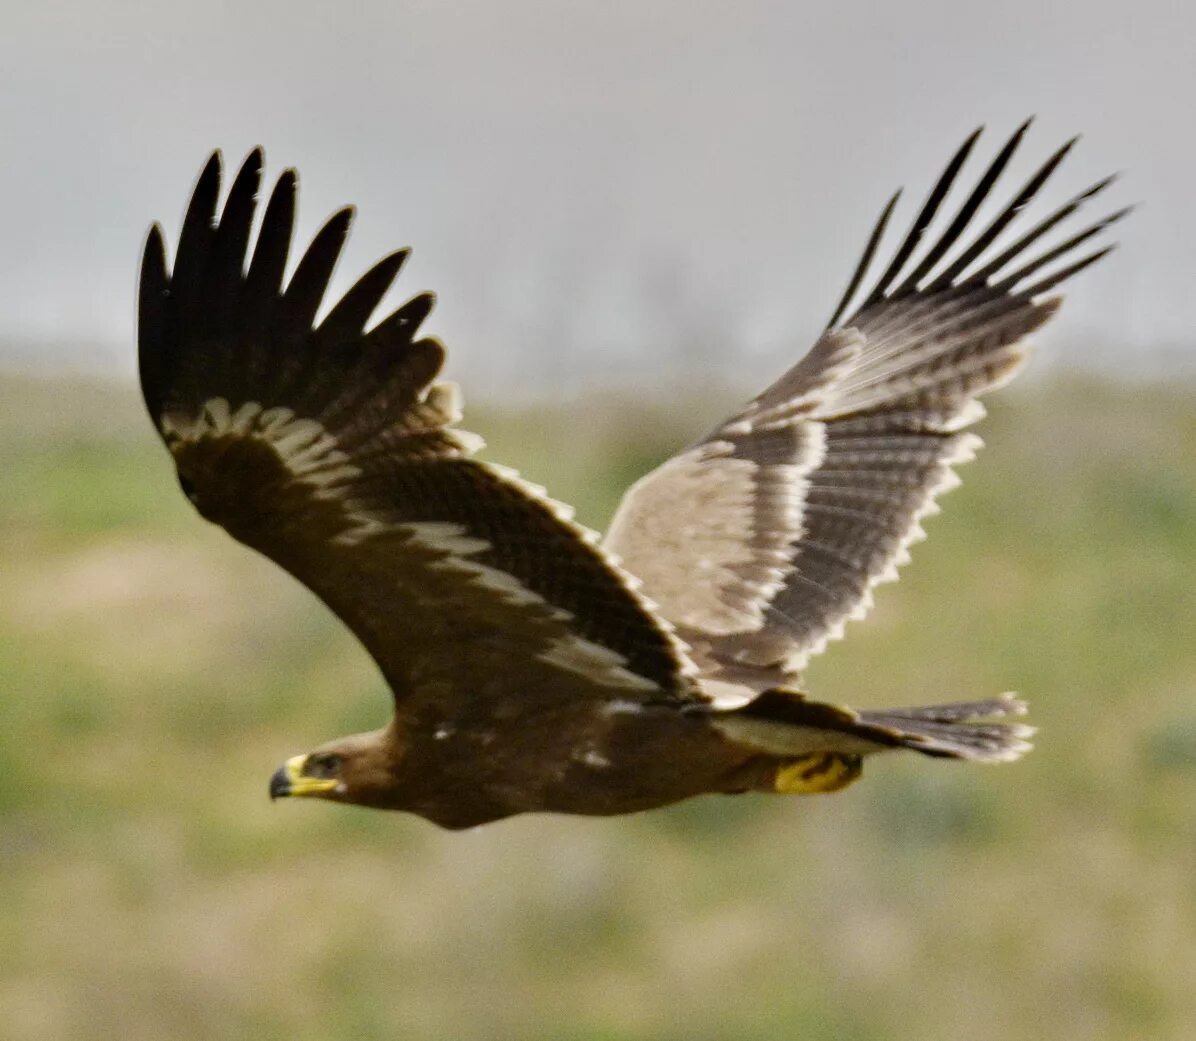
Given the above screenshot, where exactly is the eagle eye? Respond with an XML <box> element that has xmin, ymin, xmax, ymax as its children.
<box><xmin>306</xmin><ymin>754</ymin><xmax>342</xmax><ymax>779</ymax></box>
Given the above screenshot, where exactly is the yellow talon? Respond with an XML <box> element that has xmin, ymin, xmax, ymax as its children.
<box><xmin>774</xmin><ymin>752</ymin><xmax>863</xmax><ymax>794</ymax></box>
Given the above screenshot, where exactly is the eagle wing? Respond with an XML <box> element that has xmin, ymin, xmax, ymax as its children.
<box><xmin>139</xmin><ymin>151</ymin><xmax>702</xmax><ymax>723</ymax></box>
<box><xmin>604</xmin><ymin>122</ymin><xmax>1127</xmax><ymax>691</ymax></box>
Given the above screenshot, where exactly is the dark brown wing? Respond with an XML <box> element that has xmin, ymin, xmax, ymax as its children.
<box><xmin>604</xmin><ymin>122</ymin><xmax>1127</xmax><ymax>691</ymax></box>
<box><xmin>139</xmin><ymin>150</ymin><xmax>701</xmax><ymax>723</ymax></box>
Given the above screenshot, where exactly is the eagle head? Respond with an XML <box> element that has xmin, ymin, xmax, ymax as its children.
<box><xmin>269</xmin><ymin>730</ymin><xmax>397</xmax><ymax>807</ymax></box>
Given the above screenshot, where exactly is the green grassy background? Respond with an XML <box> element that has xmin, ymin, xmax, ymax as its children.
<box><xmin>2</xmin><ymin>372</ymin><xmax>1194</xmax><ymax>1040</ymax></box>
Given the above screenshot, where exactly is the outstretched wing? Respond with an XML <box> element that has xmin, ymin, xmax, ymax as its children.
<box><xmin>604</xmin><ymin>122</ymin><xmax>1127</xmax><ymax>691</ymax></box>
<box><xmin>139</xmin><ymin>150</ymin><xmax>701</xmax><ymax>722</ymax></box>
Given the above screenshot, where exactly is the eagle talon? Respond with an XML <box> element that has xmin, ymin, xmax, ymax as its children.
<box><xmin>774</xmin><ymin>753</ymin><xmax>862</xmax><ymax>794</ymax></box>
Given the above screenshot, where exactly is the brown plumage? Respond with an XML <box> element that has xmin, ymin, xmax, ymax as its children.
<box><xmin>138</xmin><ymin>123</ymin><xmax>1124</xmax><ymax>828</ymax></box>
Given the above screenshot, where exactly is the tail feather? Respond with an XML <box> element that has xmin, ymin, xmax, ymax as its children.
<box><xmin>715</xmin><ymin>690</ymin><xmax>1034</xmax><ymax>763</ymax></box>
<box><xmin>859</xmin><ymin>694</ymin><xmax>1033</xmax><ymax>761</ymax></box>
<box><xmin>860</xmin><ymin>695</ymin><xmax>1027</xmax><ymax>724</ymax></box>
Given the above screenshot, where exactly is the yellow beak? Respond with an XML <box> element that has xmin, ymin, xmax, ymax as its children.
<box><xmin>268</xmin><ymin>754</ymin><xmax>339</xmax><ymax>799</ymax></box>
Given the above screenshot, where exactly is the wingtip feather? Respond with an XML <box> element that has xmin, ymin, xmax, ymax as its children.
<box><xmin>141</xmin><ymin>222</ymin><xmax>167</xmax><ymax>271</ymax></box>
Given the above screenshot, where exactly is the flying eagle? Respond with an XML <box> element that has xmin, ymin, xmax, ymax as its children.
<box><xmin>138</xmin><ymin>123</ymin><xmax>1124</xmax><ymax>829</ymax></box>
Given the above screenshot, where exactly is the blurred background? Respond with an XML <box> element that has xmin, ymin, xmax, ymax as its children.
<box><xmin>2</xmin><ymin>2</ymin><xmax>1194</xmax><ymax>1039</ymax></box>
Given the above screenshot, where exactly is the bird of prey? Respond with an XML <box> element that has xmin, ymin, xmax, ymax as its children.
<box><xmin>138</xmin><ymin>123</ymin><xmax>1124</xmax><ymax>829</ymax></box>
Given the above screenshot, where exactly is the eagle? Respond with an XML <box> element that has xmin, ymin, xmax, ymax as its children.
<box><xmin>138</xmin><ymin>122</ymin><xmax>1124</xmax><ymax>829</ymax></box>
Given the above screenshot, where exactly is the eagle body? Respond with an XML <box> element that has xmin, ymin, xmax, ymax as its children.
<box><xmin>343</xmin><ymin>707</ymin><xmax>767</xmax><ymax>830</ymax></box>
<box><xmin>139</xmin><ymin>124</ymin><xmax>1123</xmax><ymax>827</ymax></box>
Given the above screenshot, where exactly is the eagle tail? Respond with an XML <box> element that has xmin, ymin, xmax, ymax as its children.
<box><xmin>715</xmin><ymin>690</ymin><xmax>1034</xmax><ymax>763</ymax></box>
<box><xmin>855</xmin><ymin>695</ymin><xmax>1035</xmax><ymax>762</ymax></box>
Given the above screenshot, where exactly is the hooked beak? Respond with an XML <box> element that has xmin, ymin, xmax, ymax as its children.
<box><xmin>269</xmin><ymin>754</ymin><xmax>339</xmax><ymax>800</ymax></box>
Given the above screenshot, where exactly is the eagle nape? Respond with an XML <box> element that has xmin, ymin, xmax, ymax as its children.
<box><xmin>138</xmin><ymin>123</ymin><xmax>1119</xmax><ymax>829</ymax></box>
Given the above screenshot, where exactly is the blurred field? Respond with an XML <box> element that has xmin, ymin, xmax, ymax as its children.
<box><xmin>1</xmin><ymin>370</ymin><xmax>1194</xmax><ymax>1041</ymax></box>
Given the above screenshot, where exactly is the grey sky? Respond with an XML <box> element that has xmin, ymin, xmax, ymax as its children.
<box><xmin>2</xmin><ymin>0</ymin><xmax>1192</xmax><ymax>394</ymax></box>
